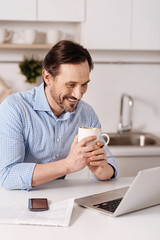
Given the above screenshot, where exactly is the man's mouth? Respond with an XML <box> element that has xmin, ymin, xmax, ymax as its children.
<box><xmin>66</xmin><ymin>97</ymin><xmax>78</xmax><ymax>104</ymax></box>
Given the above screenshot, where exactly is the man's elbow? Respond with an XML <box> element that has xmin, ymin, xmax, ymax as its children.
<box><xmin>0</xmin><ymin>175</ymin><xmax>30</xmax><ymax>191</ymax></box>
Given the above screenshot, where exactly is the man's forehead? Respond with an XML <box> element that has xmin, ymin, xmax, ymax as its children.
<box><xmin>65</xmin><ymin>79</ymin><xmax>90</xmax><ymax>84</ymax></box>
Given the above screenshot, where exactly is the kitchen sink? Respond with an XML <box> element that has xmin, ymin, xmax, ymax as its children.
<box><xmin>105</xmin><ymin>132</ymin><xmax>160</xmax><ymax>147</ymax></box>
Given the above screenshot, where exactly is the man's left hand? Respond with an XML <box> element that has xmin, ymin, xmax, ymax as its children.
<box><xmin>87</xmin><ymin>141</ymin><xmax>114</xmax><ymax>180</ymax></box>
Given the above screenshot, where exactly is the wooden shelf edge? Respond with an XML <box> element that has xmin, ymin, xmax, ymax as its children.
<box><xmin>0</xmin><ymin>43</ymin><xmax>53</xmax><ymax>50</ymax></box>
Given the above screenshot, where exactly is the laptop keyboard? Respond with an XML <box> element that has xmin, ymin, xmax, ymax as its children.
<box><xmin>93</xmin><ymin>198</ymin><xmax>123</xmax><ymax>213</ymax></box>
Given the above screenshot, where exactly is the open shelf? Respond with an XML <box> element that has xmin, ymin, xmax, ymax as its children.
<box><xmin>0</xmin><ymin>43</ymin><xmax>52</xmax><ymax>50</ymax></box>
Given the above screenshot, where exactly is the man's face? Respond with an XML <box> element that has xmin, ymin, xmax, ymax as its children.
<box><xmin>43</xmin><ymin>61</ymin><xmax>90</xmax><ymax>116</ymax></box>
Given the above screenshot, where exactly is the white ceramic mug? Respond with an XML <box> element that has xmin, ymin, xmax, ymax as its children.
<box><xmin>0</xmin><ymin>29</ymin><xmax>13</xmax><ymax>43</ymax></box>
<box><xmin>24</xmin><ymin>29</ymin><xmax>36</xmax><ymax>44</ymax></box>
<box><xmin>11</xmin><ymin>29</ymin><xmax>36</xmax><ymax>44</ymax></box>
<box><xmin>78</xmin><ymin>127</ymin><xmax>110</xmax><ymax>146</ymax></box>
<box><xmin>46</xmin><ymin>30</ymin><xmax>60</xmax><ymax>44</ymax></box>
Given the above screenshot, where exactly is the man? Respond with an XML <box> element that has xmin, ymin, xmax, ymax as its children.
<box><xmin>0</xmin><ymin>40</ymin><xmax>118</xmax><ymax>190</ymax></box>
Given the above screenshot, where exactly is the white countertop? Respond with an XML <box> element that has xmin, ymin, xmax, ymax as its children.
<box><xmin>0</xmin><ymin>178</ymin><xmax>160</xmax><ymax>240</ymax></box>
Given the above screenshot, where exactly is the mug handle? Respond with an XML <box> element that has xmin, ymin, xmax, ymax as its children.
<box><xmin>6</xmin><ymin>31</ymin><xmax>13</xmax><ymax>41</ymax></box>
<box><xmin>101</xmin><ymin>133</ymin><xmax>110</xmax><ymax>146</ymax></box>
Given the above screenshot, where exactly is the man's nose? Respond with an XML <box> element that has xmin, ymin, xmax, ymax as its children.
<box><xmin>72</xmin><ymin>86</ymin><xmax>83</xmax><ymax>100</ymax></box>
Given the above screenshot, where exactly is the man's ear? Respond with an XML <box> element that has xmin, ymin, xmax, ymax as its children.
<box><xmin>42</xmin><ymin>69</ymin><xmax>52</xmax><ymax>86</ymax></box>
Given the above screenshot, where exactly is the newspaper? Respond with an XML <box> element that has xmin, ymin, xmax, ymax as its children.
<box><xmin>0</xmin><ymin>198</ymin><xmax>74</xmax><ymax>227</ymax></box>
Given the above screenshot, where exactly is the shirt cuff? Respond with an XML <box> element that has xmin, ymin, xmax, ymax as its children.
<box><xmin>108</xmin><ymin>163</ymin><xmax>116</xmax><ymax>179</ymax></box>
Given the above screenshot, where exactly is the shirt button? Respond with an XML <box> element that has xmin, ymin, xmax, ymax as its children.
<box><xmin>53</xmin><ymin>156</ymin><xmax>57</xmax><ymax>160</ymax></box>
<box><xmin>57</xmin><ymin>138</ymin><xmax>60</xmax><ymax>142</ymax></box>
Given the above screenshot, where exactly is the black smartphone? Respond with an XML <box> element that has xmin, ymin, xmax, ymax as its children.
<box><xmin>28</xmin><ymin>198</ymin><xmax>49</xmax><ymax>211</ymax></box>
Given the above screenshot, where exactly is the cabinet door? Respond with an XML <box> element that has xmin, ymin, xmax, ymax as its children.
<box><xmin>81</xmin><ymin>0</ymin><xmax>131</xmax><ymax>49</ymax></box>
<box><xmin>37</xmin><ymin>0</ymin><xmax>85</xmax><ymax>22</ymax></box>
<box><xmin>116</xmin><ymin>156</ymin><xmax>160</xmax><ymax>177</ymax></box>
<box><xmin>132</xmin><ymin>0</ymin><xmax>160</xmax><ymax>50</ymax></box>
<box><xmin>0</xmin><ymin>0</ymin><xmax>36</xmax><ymax>21</ymax></box>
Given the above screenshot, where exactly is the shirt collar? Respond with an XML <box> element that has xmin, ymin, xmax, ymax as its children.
<box><xmin>58</xmin><ymin>110</ymin><xmax>75</xmax><ymax>121</ymax></box>
<box><xmin>33</xmin><ymin>83</ymin><xmax>51</xmax><ymax>112</ymax></box>
<box><xmin>33</xmin><ymin>83</ymin><xmax>77</xmax><ymax>121</ymax></box>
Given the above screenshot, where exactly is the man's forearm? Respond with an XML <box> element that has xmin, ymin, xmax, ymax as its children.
<box><xmin>31</xmin><ymin>159</ymin><xmax>69</xmax><ymax>187</ymax></box>
<box><xmin>98</xmin><ymin>163</ymin><xmax>114</xmax><ymax>180</ymax></box>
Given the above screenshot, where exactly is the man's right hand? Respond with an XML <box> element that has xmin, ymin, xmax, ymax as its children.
<box><xmin>64</xmin><ymin>134</ymin><xmax>100</xmax><ymax>174</ymax></box>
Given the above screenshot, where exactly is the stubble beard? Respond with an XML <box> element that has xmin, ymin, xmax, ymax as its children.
<box><xmin>50</xmin><ymin>89</ymin><xmax>78</xmax><ymax>113</ymax></box>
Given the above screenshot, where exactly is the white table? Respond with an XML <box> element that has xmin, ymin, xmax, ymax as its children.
<box><xmin>0</xmin><ymin>178</ymin><xmax>160</xmax><ymax>240</ymax></box>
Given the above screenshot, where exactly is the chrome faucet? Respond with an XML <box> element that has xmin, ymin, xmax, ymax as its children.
<box><xmin>117</xmin><ymin>94</ymin><xmax>134</xmax><ymax>133</ymax></box>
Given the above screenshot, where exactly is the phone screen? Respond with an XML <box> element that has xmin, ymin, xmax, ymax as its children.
<box><xmin>29</xmin><ymin>198</ymin><xmax>49</xmax><ymax>211</ymax></box>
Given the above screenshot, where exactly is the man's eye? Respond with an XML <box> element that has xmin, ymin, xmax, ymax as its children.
<box><xmin>67</xmin><ymin>84</ymin><xmax>75</xmax><ymax>88</ymax></box>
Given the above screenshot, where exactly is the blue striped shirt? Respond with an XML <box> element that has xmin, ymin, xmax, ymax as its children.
<box><xmin>0</xmin><ymin>83</ymin><xmax>119</xmax><ymax>190</ymax></box>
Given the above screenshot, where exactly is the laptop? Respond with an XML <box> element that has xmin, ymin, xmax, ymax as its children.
<box><xmin>75</xmin><ymin>166</ymin><xmax>160</xmax><ymax>217</ymax></box>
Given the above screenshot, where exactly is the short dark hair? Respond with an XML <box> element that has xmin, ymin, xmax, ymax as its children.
<box><xmin>43</xmin><ymin>40</ymin><xmax>94</xmax><ymax>78</ymax></box>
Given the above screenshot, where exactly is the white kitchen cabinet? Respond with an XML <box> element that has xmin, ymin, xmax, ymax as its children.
<box><xmin>37</xmin><ymin>0</ymin><xmax>85</xmax><ymax>22</ymax></box>
<box><xmin>116</xmin><ymin>156</ymin><xmax>160</xmax><ymax>177</ymax></box>
<box><xmin>81</xmin><ymin>0</ymin><xmax>160</xmax><ymax>50</ymax></box>
<box><xmin>132</xmin><ymin>0</ymin><xmax>160</xmax><ymax>50</ymax></box>
<box><xmin>81</xmin><ymin>0</ymin><xmax>131</xmax><ymax>49</ymax></box>
<box><xmin>0</xmin><ymin>0</ymin><xmax>36</xmax><ymax>21</ymax></box>
<box><xmin>0</xmin><ymin>0</ymin><xmax>85</xmax><ymax>22</ymax></box>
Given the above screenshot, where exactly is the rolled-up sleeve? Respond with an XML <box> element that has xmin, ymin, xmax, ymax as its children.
<box><xmin>0</xmin><ymin>98</ymin><xmax>36</xmax><ymax>190</ymax></box>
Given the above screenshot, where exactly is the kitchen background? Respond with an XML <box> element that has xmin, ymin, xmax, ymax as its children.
<box><xmin>0</xmin><ymin>0</ymin><xmax>160</xmax><ymax>177</ymax></box>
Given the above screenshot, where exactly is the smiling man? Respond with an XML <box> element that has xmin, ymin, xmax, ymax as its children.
<box><xmin>0</xmin><ymin>40</ymin><xmax>119</xmax><ymax>190</ymax></box>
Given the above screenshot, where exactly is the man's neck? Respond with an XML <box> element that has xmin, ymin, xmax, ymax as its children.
<box><xmin>44</xmin><ymin>87</ymin><xmax>64</xmax><ymax>117</ymax></box>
